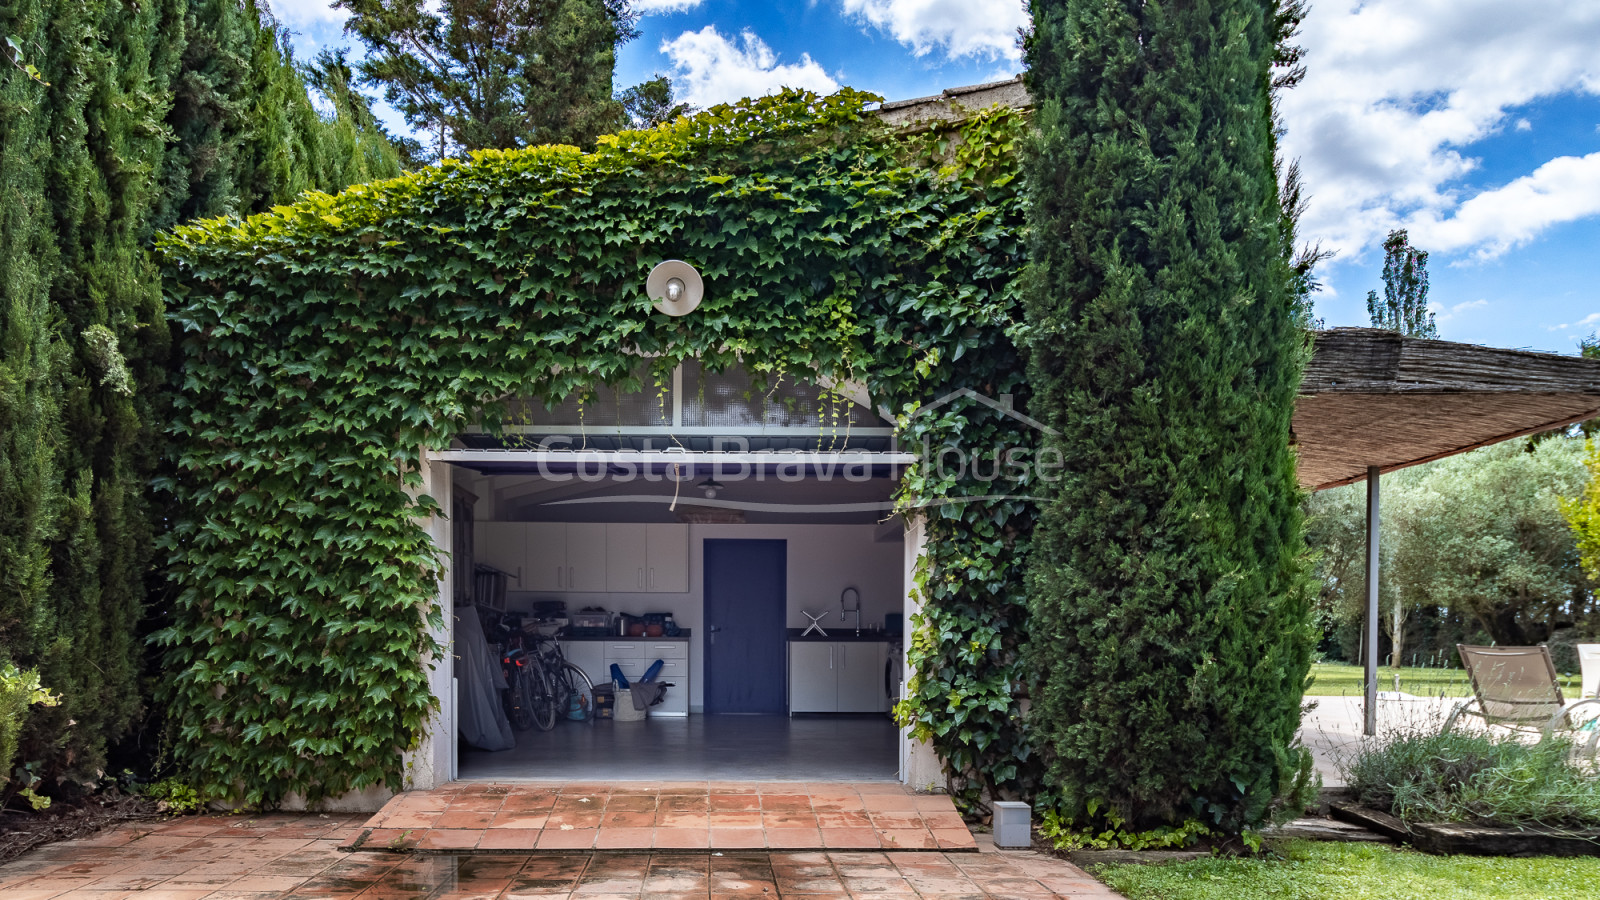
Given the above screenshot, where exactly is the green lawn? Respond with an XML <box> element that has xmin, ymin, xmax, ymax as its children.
<box><xmin>1094</xmin><ymin>840</ymin><xmax>1600</xmax><ymax>900</ymax></box>
<box><xmin>1305</xmin><ymin>663</ymin><xmax>1582</xmax><ymax>698</ymax></box>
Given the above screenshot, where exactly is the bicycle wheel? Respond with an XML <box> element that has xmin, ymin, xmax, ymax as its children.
<box><xmin>562</xmin><ymin>662</ymin><xmax>595</xmax><ymax>722</ymax></box>
<box><xmin>527</xmin><ymin>662</ymin><xmax>559</xmax><ymax>732</ymax></box>
<box><xmin>506</xmin><ymin>663</ymin><xmax>535</xmax><ymax>732</ymax></box>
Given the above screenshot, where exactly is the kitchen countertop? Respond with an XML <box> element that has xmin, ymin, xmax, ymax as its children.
<box><xmin>785</xmin><ymin>628</ymin><xmax>898</xmax><ymax>643</ymax></box>
<box><xmin>559</xmin><ymin>632</ymin><xmax>691</xmax><ymax>641</ymax></box>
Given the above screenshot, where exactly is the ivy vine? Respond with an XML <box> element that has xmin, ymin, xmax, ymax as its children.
<box><xmin>157</xmin><ymin>89</ymin><xmax>1040</xmax><ymax>808</ymax></box>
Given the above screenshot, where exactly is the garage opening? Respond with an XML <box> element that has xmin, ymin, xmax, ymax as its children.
<box><xmin>443</xmin><ymin>363</ymin><xmax>914</xmax><ymax>782</ymax></box>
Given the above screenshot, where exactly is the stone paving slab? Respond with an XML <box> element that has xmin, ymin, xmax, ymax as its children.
<box><xmin>0</xmin><ymin>813</ymin><xmax>1123</xmax><ymax>899</ymax></box>
<box><xmin>349</xmin><ymin>782</ymin><xmax>976</xmax><ymax>853</ymax></box>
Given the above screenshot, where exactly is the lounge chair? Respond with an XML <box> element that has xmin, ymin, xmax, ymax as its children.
<box><xmin>1443</xmin><ymin>644</ymin><xmax>1600</xmax><ymax>759</ymax></box>
<box><xmin>1580</xmin><ymin>643</ymin><xmax>1600</xmax><ymax>700</ymax></box>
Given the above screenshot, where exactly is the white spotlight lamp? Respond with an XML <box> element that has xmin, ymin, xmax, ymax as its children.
<box><xmin>647</xmin><ymin>260</ymin><xmax>704</xmax><ymax>317</ymax></box>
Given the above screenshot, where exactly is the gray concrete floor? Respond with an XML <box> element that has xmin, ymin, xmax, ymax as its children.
<box><xmin>460</xmin><ymin>714</ymin><xmax>901</xmax><ymax>782</ymax></box>
<box><xmin>1299</xmin><ymin>693</ymin><xmax>1458</xmax><ymax>786</ymax></box>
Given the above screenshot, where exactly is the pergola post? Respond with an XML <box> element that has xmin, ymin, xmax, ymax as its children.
<box><xmin>1364</xmin><ymin>465</ymin><xmax>1380</xmax><ymax>737</ymax></box>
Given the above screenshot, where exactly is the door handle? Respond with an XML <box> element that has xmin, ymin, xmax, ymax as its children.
<box><xmin>708</xmin><ymin>625</ymin><xmax>721</xmax><ymax>646</ymax></box>
<box><xmin>556</xmin><ymin>566</ymin><xmax>562</xmax><ymax>589</ymax></box>
<box><xmin>637</xmin><ymin>567</ymin><xmax>643</xmax><ymax>589</ymax></box>
<box><xmin>649</xmin><ymin>567</ymin><xmax>655</xmax><ymax>589</ymax></box>
<box><xmin>568</xmin><ymin>566</ymin><xmax>574</xmax><ymax>588</ymax></box>
<box><xmin>830</xmin><ymin>645</ymin><xmax>834</xmax><ymax>669</ymax></box>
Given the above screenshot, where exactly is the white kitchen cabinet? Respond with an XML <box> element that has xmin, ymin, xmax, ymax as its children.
<box><xmin>650</xmin><ymin>658</ymin><xmax>690</xmax><ymax>714</ymax></box>
<box><xmin>559</xmin><ymin>641</ymin><xmax>607</xmax><ymax>689</ymax></box>
<box><xmin>788</xmin><ymin>641</ymin><xmax>891</xmax><ymax>713</ymax></box>
<box><xmin>787</xmin><ymin>642</ymin><xmax>840</xmax><ymax>713</ymax></box>
<box><xmin>478</xmin><ymin>522</ymin><xmax>528</xmax><ymax>589</ymax></box>
<box><xmin>477</xmin><ymin>521</ymin><xmax>686</xmax><ymax>594</ymax></box>
<box><xmin>645</xmin><ymin>524</ymin><xmax>690</xmax><ymax>592</ymax></box>
<box><xmin>836</xmin><ymin>642</ymin><xmax>888</xmax><ymax>713</ymax></box>
<box><xmin>606</xmin><ymin>524</ymin><xmax>648</xmax><ymax>591</ymax></box>
<box><xmin>565</xmin><ymin>524</ymin><xmax>608</xmax><ymax>591</ymax></box>
<box><xmin>561</xmin><ymin>638</ymin><xmax>691</xmax><ymax>717</ymax></box>
<box><xmin>523</xmin><ymin>523</ymin><xmax>566</xmax><ymax>591</ymax></box>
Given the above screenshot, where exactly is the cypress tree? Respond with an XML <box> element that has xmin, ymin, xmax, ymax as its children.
<box><xmin>1022</xmin><ymin>0</ymin><xmax>1317</xmax><ymax>833</ymax></box>
<box><xmin>0</xmin><ymin>0</ymin><xmax>402</xmax><ymax>789</ymax></box>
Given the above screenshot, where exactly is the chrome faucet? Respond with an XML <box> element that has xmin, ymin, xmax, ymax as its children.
<box><xmin>840</xmin><ymin>587</ymin><xmax>861</xmax><ymax>637</ymax></box>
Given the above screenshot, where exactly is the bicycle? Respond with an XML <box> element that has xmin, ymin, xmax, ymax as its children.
<box><xmin>524</xmin><ymin>633</ymin><xmax>595</xmax><ymax>729</ymax></box>
<box><xmin>502</xmin><ymin>645</ymin><xmax>554</xmax><ymax>731</ymax></box>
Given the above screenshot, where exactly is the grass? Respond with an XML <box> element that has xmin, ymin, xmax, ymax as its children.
<box><xmin>1306</xmin><ymin>663</ymin><xmax>1582</xmax><ymax>698</ymax></box>
<box><xmin>1094</xmin><ymin>840</ymin><xmax>1600</xmax><ymax>900</ymax></box>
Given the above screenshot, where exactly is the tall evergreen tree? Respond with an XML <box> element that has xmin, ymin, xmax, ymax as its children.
<box><xmin>616</xmin><ymin>75</ymin><xmax>692</xmax><ymax>130</ymax></box>
<box><xmin>1366</xmin><ymin>228</ymin><xmax>1435</xmax><ymax>337</ymax></box>
<box><xmin>1022</xmin><ymin>0</ymin><xmax>1317</xmax><ymax>833</ymax></box>
<box><xmin>337</xmin><ymin>0</ymin><xmax>639</xmax><ymax>158</ymax></box>
<box><xmin>0</xmin><ymin>0</ymin><xmax>402</xmax><ymax>791</ymax></box>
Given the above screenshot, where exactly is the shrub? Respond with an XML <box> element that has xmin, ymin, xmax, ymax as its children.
<box><xmin>1345</xmin><ymin>728</ymin><xmax>1600</xmax><ymax>830</ymax></box>
<box><xmin>140</xmin><ymin>777</ymin><xmax>206</xmax><ymax>815</ymax></box>
<box><xmin>0</xmin><ymin>663</ymin><xmax>59</xmax><ymax>810</ymax></box>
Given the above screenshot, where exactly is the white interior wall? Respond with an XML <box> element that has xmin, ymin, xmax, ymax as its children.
<box><xmin>464</xmin><ymin>510</ymin><xmax>903</xmax><ymax>712</ymax></box>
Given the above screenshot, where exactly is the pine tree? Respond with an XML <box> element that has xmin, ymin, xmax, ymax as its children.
<box><xmin>617</xmin><ymin>75</ymin><xmax>692</xmax><ymax>130</ymax></box>
<box><xmin>337</xmin><ymin>0</ymin><xmax>638</xmax><ymax>158</ymax></box>
<box><xmin>305</xmin><ymin>49</ymin><xmax>426</xmax><ymax>171</ymax></box>
<box><xmin>1366</xmin><ymin>228</ymin><xmax>1436</xmax><ymax>337</ymax></box>
<box><xmin>1022</xmin><ymin>0</ymin><xmax>1317</xmax><ymax>832</ymax></box>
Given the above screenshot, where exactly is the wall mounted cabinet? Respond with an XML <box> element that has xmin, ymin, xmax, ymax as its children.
<box><xmin>475</xmin><ymin>522</ymin><xmax>690</xmax><ymax>593</ymax></box>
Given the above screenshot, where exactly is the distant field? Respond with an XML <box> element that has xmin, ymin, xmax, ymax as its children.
<box><xmin>1306</xmin><ymin>663</ymin><xmax>1583</xmax><ymax>698</ymax></box>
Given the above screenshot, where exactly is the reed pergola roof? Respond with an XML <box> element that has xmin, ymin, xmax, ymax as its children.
<box><xmin>1294</xmin><ymin>328</ymin><xmax>1600</xmax><ymax>490</ymax></box>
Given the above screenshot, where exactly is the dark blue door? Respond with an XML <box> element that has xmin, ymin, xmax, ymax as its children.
<box><xmin>703</xmin><ymin>539</ymin><xmax>787</xmax><ymax>714</ymax></box>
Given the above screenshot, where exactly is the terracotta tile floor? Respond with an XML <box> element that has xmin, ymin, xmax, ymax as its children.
<box><xmin>349</xmin><ymin>782</ymin><xmax>978</xmax><ymax>853</ymax></box>
<box><xmin>0</xmin><ymin>812</ymin><xmax>1124</xmax><ymax>898</ymax></box>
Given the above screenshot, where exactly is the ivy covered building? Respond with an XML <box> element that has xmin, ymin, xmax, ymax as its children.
<box><xmin>155</xmin><ymin>78</ymin><xmax>1600</xmax><ymax>830</ymax></box>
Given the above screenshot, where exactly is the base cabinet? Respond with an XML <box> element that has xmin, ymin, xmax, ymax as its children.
<box><xmin>836</xmin><ymin>642</ymin><xmax>888</xmax><ymax>712</ymax></box>
<box><xmin>560</xmin><ymin>639</ymin><xmax>690</xmax><ymax>717</ymax></box>
<box><xmin>559</xmin><ymin>641</ymin><xmax>607</xmax><ymax>692</ymax></box>
<box><xmin>787</xmin><ymin>642</ymin><xmax>837</xmax><ymax>713</ymax></box>
<box><xmin>788</xmin><ymin>641</ymin><xmax>890</xmax><ymax>713</ymax></box>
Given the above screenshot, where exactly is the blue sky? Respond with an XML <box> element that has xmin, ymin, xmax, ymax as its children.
<box><xmin>273</xmin><ymin>0</ymin><xmax>1600</xmax><ymax>355</ymax></box>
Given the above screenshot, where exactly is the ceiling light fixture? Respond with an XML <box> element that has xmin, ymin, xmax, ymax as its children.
<box><xmin>697</xmin><ymin>477</ymin><xmax>724</xmax><ymax>500</ymax></box>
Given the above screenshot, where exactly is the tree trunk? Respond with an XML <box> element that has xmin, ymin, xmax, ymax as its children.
<box><xmin>1388</xmin><ymin>602</ymin><xmax>1407</xmax><ymax>669</ymax></box>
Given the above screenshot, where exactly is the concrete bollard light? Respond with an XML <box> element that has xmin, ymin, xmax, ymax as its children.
<box><xmin>993</xmin><ymin>801</ymin><xmax>1031</xmax><ymax>848</ymax></box>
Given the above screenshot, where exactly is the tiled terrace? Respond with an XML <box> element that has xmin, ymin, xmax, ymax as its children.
<box><xmin>349</xmin><ymin>783</ymin><xmax>977</xmax><ymax>853</ymax></box>
<box><xmin>0</xmin><ymin>813</ymin><xmax>1124</xmax><ymax>899</ymax></box>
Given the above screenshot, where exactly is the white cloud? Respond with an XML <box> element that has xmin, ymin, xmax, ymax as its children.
<box><xmin>1432</xmin><ymin>298</ymin><xmax>1488</xmax><ymax>323</ymax></box>
<box><xmin>1550</xmin><ymin>312</ymin><xmax>1600</xmax><ymax>331</ymax></box>
<box><xmin>660</xmin><ymin>27</ymin><xmax>839</xmax><ymax>108</ymax></box>
<box><xmin>839</xmin><ymin>0</ymin><xmax>1027</xmax><ymax>61</ymax></box>
<box><xmin>1515</xmin><ymin>118</ymin><xmax>1533</xmax><ymax>131</ymax></box>
<box><xmin>1409</xmin><ymin>152</ymin><xmax>1600</xmax><ymax>259</ymax></box>
<box><xmin>268</xmin><ymin>0</ymin><xmax>346</xmax><ymax>25</ymax></box>
<box><xmin>633</xmin><ymin>0</ymin><xmax>704</xmax><ymax>13</ymax></box>
<box><xmin>1281</xmin><ymin>0</ymin><xmax>1600</xmax><ymax>264</ymax></box>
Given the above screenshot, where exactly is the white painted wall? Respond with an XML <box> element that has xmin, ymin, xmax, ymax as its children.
<box><xmin>479</xmin><ymin>522</ymin><xmax>903</xmax><ymax>711</ymax></box>
<box><xmin>900</xmin><ymin>515</ymin><xmax>943</xmax><ymax>790</ymax></box>
<box><xmin>406</xmin><ymin>453</ymin><xmax>455</xmax><ymax>791</ymax></box>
